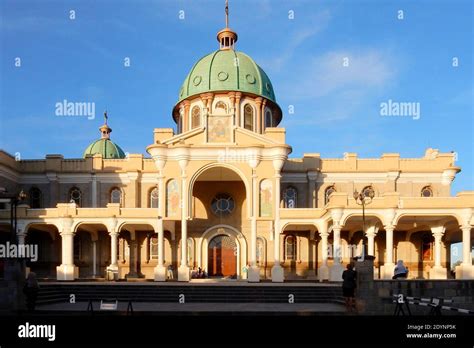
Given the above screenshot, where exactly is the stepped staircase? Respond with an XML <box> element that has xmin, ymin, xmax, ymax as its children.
<box><xmin>37</xmin><ymin>282</ymin><xmax>344</xmax><ymax>306</ymax></box>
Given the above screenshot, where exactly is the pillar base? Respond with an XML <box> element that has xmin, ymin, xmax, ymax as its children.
<box><xmin>271</xmin><ymin>264</ymin><xmax>284</xmax><ymax>282</ymax></box>
<box><xmin>329</xmin><ymin>263</ymin><xmax>344</xmax><ymax>282</ymax></box>
<box><xmin>381</xmin><ymin>263</ymin><xmax>395</xmax><ymax>279</ymax></box>
<box><xmin>56</xmin><ymin>264</ymin><xmax>78</xmax><ymax>281</ymax></box>
<box><xmin>154</xmin><ymin>264</ymin><xmax>167</xmax><ymax>282</ymax></box>
<box><xmin>178</xmin><ymin>265</ymin><xmax>190</xmax><ymax>282</ymax></box>
<box><xmin>318</xmin><ymin>264</ymin><xmax>329</xmax><ymax>282</ymax></box>
<box><xmin>455</xmin><ymin>264</ymin><xmax>474</xmax><ymax>279</ymax></box>
<box><xmin>106</xmin><ymin>264</ymin><xmax>119</xmax><ymax>280</ymax></box>
<box><xmin>429</xmin><ymin>266</ymin><xmax>447</xmax><ymax>279</ymax></box>
<box><xmin>247</xmin><ymin>266</ymin><xmax>260</xmax><ymax>282</ymax></box>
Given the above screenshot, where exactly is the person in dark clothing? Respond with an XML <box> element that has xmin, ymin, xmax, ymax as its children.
<box><xmin>342</xmin><ymin>263</ymin><xmax>357</xmax><ymax>312</ymax></box>
<box><xmin>23</xmin><ymin>272</ymin><xmax>40</xmax><ymax>311</ymax></box>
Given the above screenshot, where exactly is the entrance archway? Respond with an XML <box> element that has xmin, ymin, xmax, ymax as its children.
<box><xmin>208</xmin><ymin>234</ymin><xmax>237</xmax><ymax>278</ymax></box>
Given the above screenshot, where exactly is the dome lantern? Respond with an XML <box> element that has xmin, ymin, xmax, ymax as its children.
<box><xmin>217</xmin><ymin>0</ymin><xmax>237</xmax><ymax>50</ymax></box>
<box><xmin>83</xmin><ymin>111</ymin><xmax>126</xmax><ymax>159</ymax></box>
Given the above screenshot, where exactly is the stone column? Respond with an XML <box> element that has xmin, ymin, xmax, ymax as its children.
<box><xmin>455</xmin><ymin>225</ymin><xmax>474</xmax><ymax>279</ymax></box>
<box><xmin>261</xmin><ymin>99</ymin><xmax>267</xmax><ymax>131</ymax></box>
<box><xmin>271</xmin><ymin>170</ymin><xmax>284</xmax><ymax>282</ymax></box>
<box><xmin>365</xmin><ymin>224</ymin><xmax>379</xmax><ymax>257</ymax></box>
<box><xmin>248</xmin><ymin>169</ymin><xmax>260</xmax><ymax>282</ymax></box>
<box><xmin>318</xmin><ymin>229</ymin><xmax>329</xmax><ymax>281</ymax></box>
<box><xmin>91</xmin><ymin>173</ymin><xmax>97</xmax><ymax>208</ymax></box>
<box><xmin>235</xmin><ymin>92</ymin><xmax>242</xmax><ymax>126</ymax></box>
<box><xmin>154</xmin><ymin>173</ymin><xmax>167</xmax><ymax>281</ymax></box>
<box><xmin>178</xmin><ymin>157</ymin><xmax>190</xmax><ymax>281</ymax></box>
<box><xmin>462</xmin><ymin>225</ymin><xmax>472</xmax><ymax>266</ymax></box>
<box><xmin>429</xmin><ymin>226</ymin><xmax>447</xmax><ymax>279</ymax></box>
<box><xmin>56</xmin><ymin>218</ymin><xmax>77</xmax><ymax>280</ymax></box>
<box><xmin>126</xmin><ymin>230</ymin><xmax>140</xmax><ymax>278</ymax></box>
<box><xmin>255</xmin><ymin>97</ymin><xmax>262</xmax><ymax>133</ymax></box>
<box><xmin>154</xmin><ymin>218</ymin><xmax>166</xmax><ymax>281</ymax></box>
<box><xmin>182</xmin><ymin>100</ymin><xmax>191</xmax><ymax>132</ymax></box>
<box><xmin>307</xmin><ymin>171</ymin><xmax>318</xmax><ymax>208</ymax></box>
<box><xmin>382</xmin><ymin>225</ymin><xmax>395</xmax><ymax>279</ymax></box>
<box><xmin>329</xmin><ymin>224</ymin><xmax>344</xmax><ymax>281</ymax></box>
<box><xmin>92</xmin><ymin>240</ymin><xmax>97</xmax><ymax>277</ymax></box>
<box><xmin>107</xmin><ymin>231</ymin><xmax>119</xmax><ymax>276</ymax></box>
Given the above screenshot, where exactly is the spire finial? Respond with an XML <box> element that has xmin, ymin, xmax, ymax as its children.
<box><xmin>99</xmin><ymin>110</ymin><xmax>112</xmax><ymax>139</ymax></box>
<box><xmin>225</xmin><ymin>0</ymin><xmax>229</xmax><ymax>27</ymax></box>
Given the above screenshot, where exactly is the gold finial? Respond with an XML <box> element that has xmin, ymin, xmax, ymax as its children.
<box><xmin>104</xmin><ymin>110</ymin><xmax>108</xmax><ymax>125</ymax></box>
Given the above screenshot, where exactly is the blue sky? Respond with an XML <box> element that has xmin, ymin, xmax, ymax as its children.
<box><xmin>0</xmin><ymin>0</ymin><xmax>472</xmax><ymax>194</ymax></box>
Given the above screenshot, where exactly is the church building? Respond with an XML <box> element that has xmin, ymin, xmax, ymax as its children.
<box><xmin>0</xmin><ymin>5</ymin><xmax>473</xmax><ymax>283</ymax></box>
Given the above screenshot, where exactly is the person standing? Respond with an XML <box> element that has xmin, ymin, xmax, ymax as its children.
<box><xmin>23</xmin><ymin>272</ymin><xmax>40</xmax><ymax>312</ymax></box>
<box><xmin>342</xmin><ymin>263</ymin><xmax>357</xmax><ymax>312</ymax></box>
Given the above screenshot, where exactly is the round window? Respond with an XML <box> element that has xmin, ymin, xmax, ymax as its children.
<box><xmin>193</xmin><ymin>75</ymin><xmax>202</xmax><ymax>86</ymax></box>
<box><xmin>211</xmin><ymin>193</ymin><xmax>235</xmax><ymax>216</ymax></box>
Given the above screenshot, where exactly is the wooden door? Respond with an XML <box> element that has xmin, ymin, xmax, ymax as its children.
<box><xmin>208</xmin><ymin>235</ymin><xmax>236</xmax><ymax>277</ymax></box>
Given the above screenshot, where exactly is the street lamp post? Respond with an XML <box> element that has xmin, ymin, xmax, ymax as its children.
<box><xmin>353</xmin><ymin>188</ymin><xmax>375</xmax><ymax>256</ymax></box>
<box><xmin>0</xmin><ymin>188</ymin><xmax>27</xmax><ymax>312</ymax></box>
<box><xmin>0</xmin><ymin>188</ymin><xmax>27</xmax><ymax>244</ymax></box>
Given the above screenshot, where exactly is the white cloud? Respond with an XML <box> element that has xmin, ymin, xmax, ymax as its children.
<box><xmin>283</xmin><ymin>49</ymin><xmax>396</xmax><ymax>100</ymax></box>
<box><xmin>261</xmin><ymin>9</ymin><xmax>332</xmax><ymax>72</ymax></box>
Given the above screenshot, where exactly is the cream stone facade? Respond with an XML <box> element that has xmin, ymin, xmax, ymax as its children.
<box><xmin>0</xmin><ymin>12</ymin><xmax>473</xmax><ymax>283</ymax></box>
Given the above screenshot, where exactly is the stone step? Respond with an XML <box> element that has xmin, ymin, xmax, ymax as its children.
<box><xmin>36</xmin><ymin>283</ymin><xmax>344</xmax><ymax>305</ymax></box>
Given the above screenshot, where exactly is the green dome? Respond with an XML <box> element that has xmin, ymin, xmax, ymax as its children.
<box><xmin>177</xmin><ymin>50</ymin><xmax>277</xmax><ymax>103</ymax></box>
<box><xmin>83</xmin><ymin>139</ymin><xmax>126</xmax><ymax>159</ymax></box>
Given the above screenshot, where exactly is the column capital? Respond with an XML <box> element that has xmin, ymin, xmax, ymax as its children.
<box><xmin>59</xmin><ymin>217</ymin><xmax>74</xmax><ymax>234</ymax></box>
<box><xmin>431</xmin><ymin>226</ymin><xmax>446</xmax><ymax>238</ymax></box>
<box><xmin>365</xmin><ymin>225</ymin><xmax>379</xmax><ymax>237</ymax></box>
<box><xmin>384</xmin><ymin>224</ymin><xmax>395</xmax><ymax>232</ymax></box>
<box><xmin>460</xmin><ymin>225</ymin><xmax>472</xmax><ymax>231</ymax></box>
<box><xmin>319</xmin><ymin>231</ymin><xmax>329</xmax><ymax>238</ymax></box>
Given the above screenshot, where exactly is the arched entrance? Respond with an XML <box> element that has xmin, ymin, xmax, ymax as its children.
<box><xmin>208</xmin><ymin>235</ymin><xmax>237</xmax><ymax>278</ymax></box>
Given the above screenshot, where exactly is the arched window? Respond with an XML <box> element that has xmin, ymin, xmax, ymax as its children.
<box><xmin>325</xmin><ymin>186</ymin><xmax>336</xmax><ymax>205</ymax></box>
<box><xmin>243</xmin><ymin>104</ymin><xmax>254</xmax><ymax>131</ymax></box>
<box><xmin>283</xmin><ymin>187</ymin><xmax>297</xmax><ymax>208</ymax></box>
<box><xmin>285</xmin><ymin>235</ymin><xmax>296</xmax><ymax>261</ymax></box>
<box><xmin>191</xmin><ymin>106</ymin><xmax>201</xmax><ymax>129</ymax></box>
<box><xmin>215</xmin><ymin>101</ymin><xmax>228</xmax><ymax>113</ymax></box>
<box><xmin>150</xmin><ymin>187</ymin><xmax>159</xmax><ymax>208</ymax></box>
<box><xmin>29</xmin><ymin>187</ymin><xmax>42</xmax><ymax>208</ymax></box>
<box><xmin>110</xmin><ymin>188</ymin><xmax>122</xmax><ymax>205</ymax></box>
<box><xmin>69</xmin><ymin>187</ymin><xmax>82</xmax><ymax>206</ymax></box>
<box><xmin>421</xmin><ymin>186</ymin><xmax>433</xmax><ymax>197</ymax></box>
<box><xmin>150</xmin><ymin>235</ymin><xmax>158</xmax><ymax>260</ymax></box>
<box><xmin>362</xmin><ymin>186</ymin><xmax>375</xmax><ymax>198</ymax></box>
<box><xmin>265</xmin><ymin>109</ymin><xmax>273</xmax><ymax>128</ymax></box>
